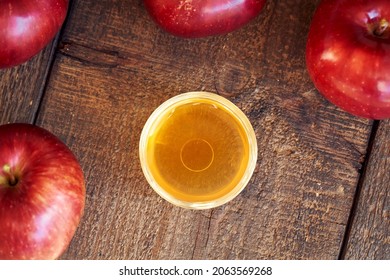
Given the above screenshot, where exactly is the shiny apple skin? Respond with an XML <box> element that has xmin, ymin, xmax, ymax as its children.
<box><xmin>0</xmin><ymin>123</ymin><xmax>85</xmax><ymax>260</ymax></box>
<box><xmin>0</xmin><ymin>0</ymin><xmax>68</xmax><ymax>68</ymax></box>
<box><xmin>306</xmin><ymin>0</ymin><xmax>390</xmax><ymax>119</ymax></box>
<box><xmin>143</xmin><ymin>0</ymin><xmax>266</xmax><ymax>38</ymax></box>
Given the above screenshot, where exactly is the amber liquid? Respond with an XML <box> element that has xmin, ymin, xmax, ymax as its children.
<box><xmin>146</xmin><ymin>100</ymin><xmax>250</xmax><ymax>203</ymax></box>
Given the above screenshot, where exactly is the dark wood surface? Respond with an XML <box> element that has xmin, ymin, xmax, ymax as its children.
<box><xmin>0</xmin><ymin>41</ymin><xmax>58</xmax><ymax>124</ymax></box>
<box><xmin>0</xmin><ymin>0</ymin><xmax>388</xmax><ymax>260</ymax></box>
<box><xmin>344</xmin><ymin>120</ymin><xmax>390</xmax><ymax>259</ymax></box>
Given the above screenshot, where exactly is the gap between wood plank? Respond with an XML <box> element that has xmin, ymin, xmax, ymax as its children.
<box><xmin>32</xmin><ymin>0</ymin><xmax>76</xmax><ymax>125</ymax></box>
<box><xmin>338</xmin><ymin>120</ymin><xmax>380</xmax><ymax>259</ymax></box>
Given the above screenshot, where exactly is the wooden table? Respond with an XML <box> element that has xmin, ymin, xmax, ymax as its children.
<box><xmin>1</xmin><ymin>0</ymin><xmax>388</xmax><ymax>260</ymax></box>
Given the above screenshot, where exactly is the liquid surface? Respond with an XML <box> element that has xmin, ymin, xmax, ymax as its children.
<box><xmin>146</xmin><ymin>100</ymin><xmax>250</xmax><ymax>203</ymax></box>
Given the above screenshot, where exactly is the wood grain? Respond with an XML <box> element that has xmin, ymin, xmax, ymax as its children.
<box><xmin>0</xmin><ymin>43</ymin><xmax>57</xmax><ymax>124</ymax></box>
<box><xmin>344</xmin><ymin>120</ymin><xmax>390</xmax><ymax>259</ymax></box>
<box><xmin>32</xmin><ymin>0</ymin><xmax>374</xmax><ymax>259</ymax></box>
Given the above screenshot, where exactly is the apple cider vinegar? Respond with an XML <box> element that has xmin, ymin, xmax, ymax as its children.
<box><xmin>140</xmin><ymin>92</ymin><xmax>257</xmax><ymax>209</ymax></box>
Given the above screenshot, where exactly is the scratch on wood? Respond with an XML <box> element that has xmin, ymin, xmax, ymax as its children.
<box><xmin>58</xmin><ymin>41</ymin><xmax>121</xmax><ymax>68</ymax></box>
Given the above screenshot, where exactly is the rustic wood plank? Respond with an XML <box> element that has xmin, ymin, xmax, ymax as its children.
<box><xmin>343</xmin><ymin>120</ymin><xmax>390</xmax><ymax>259</ymax></box>
<box><xmin>0</xmin><ymin>42</ymin><xmax>57</xmax><ymax>124</ymax></box>
<box><xmin>35</xmin><ymin>0</ymin><xmax>373</xmax><ymax>259</ymax></box>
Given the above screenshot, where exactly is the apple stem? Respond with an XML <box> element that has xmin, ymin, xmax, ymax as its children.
<box><xmin>2</xmin><ymin>164</ymin><xmax>18</xmax><ymax>187</ymax></box>
<box><xmin>7</xmin><ymin>174</ymin><xmax>18</xmax><ymax>186</ymax></box>
<box><xmin>373</xmin><ymin>18</ymin><xmax>389</xmax><ymax>37</ymax></box>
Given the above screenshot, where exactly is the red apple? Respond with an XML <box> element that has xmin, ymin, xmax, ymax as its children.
<box><xmin>306</xmin><ymin>0</ymin><xmax>390</xmax><ymax>119</ymax></box>
<box><xmin>143</xmin><ymin>0</ymin><xmax>266</xmax><ymax>38</ymax></box>
<box><xmin>0</xmin><ymin>123</ymin><xmax>85</xmax><ymax>259</ymax></box>
<box><xmin>0</xmin><ymin>0</ymin><xmax>69</xmax><ymax>68</ymax></box>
